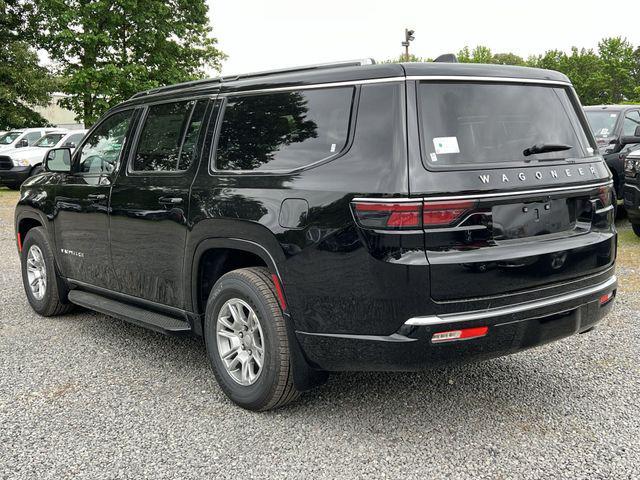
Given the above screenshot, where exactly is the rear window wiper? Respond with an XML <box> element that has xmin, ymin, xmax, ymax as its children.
<box><xmin>523</xmin><ymin>143</ymin><xmax>573</xmax><ymax>157</ymax></box>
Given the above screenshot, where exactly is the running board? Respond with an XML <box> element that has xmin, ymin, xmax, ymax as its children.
<box><xmin>68</xmin><ymin>290</ymin><xmax>191</xmax><ymax>335</ymax></box>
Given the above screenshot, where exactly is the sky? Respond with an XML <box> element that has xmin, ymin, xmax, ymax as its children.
<box><xmin>210</xmin><ymin>0</ymin><xmax>640</xmax><ymax>76</ymax></box>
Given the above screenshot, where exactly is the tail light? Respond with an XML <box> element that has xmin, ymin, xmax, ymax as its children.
<box><xmin>422</xmin><ymin>200</ymin><xmax>476</xmax><ymax>226</ymax></box>
<box><xmin>352</xmin><ymin>199</ymin><xmax>476</xmax><ymax>230</ymax></box>
<box><xmin>597</xmin><ymin>185</ymin><xmax>613</xmax><ymax>209</ymax></box>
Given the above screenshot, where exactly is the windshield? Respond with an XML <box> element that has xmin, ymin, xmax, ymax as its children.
<box><xmin>419</xmin><ymin>82</ymin><xmax>590</xmax><ymax>167</ymax></box>
<box><xmin>0</xmin><ymin>131</ymin><xmax>23</xmax><ymax>145</ymax></box>
<box><xmin>585</xmin><ymin>110</ymin><xmax>619</xmax><ymax>138</ymax></box>
<box><xmin>34</xmin><ymin>133</ymin><xmax>65</xmax><ymax>147</ymax></box>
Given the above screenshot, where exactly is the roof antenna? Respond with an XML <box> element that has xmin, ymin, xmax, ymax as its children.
<box><xmin>434</xmin><ymin>53</ymin><xmax>458</xmax><ymax>63</ymax></box>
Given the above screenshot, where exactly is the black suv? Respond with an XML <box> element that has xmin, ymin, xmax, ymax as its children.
<box><xmin>584</xmin><ymin>105</ymin><xmax>640</xmax><ymax>205</ymax></box>
<box><xmin>15</xmin><ymin>60</ymin><xmax>617</xmax><ymax>410</ymax></box>
<box><xmin>623</xmin><ymin>148</ymin><xmax>640</xmax><ymax>236</ymax></box>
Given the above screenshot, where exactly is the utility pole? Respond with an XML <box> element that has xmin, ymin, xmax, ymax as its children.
<box><xmin>401</xmin><ymin>28</ymin><xmax>415</xmax><ymax>61</ymax></box>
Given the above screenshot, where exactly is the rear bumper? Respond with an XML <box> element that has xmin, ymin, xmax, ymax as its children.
<box><xmin>296</xmin><ymin>275</ymin><xmax>617</xmax><ymax>371</ymax></box>
<box><xmin>0</xmin><ymin>166</ymin><xmax>30</xmax><ymax>184</ymax></box>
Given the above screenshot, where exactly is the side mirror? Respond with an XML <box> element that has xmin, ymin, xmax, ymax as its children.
<box><xmin>17</xmin><ymin>139</ymin><xmax>29</xmax><ymax>148</ymax></box>
<box><xmin>44</xmin><ymin>148</ymin><xmax>72</xmax><ymax>173</ymax></box>
<box><xmin>619</xmin><ymin>135</ymin><xmax>640</xmax><ymax>147</ymax></box>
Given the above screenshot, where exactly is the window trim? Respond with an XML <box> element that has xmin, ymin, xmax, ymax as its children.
<box><xmin>415</xmin><ymin>80</ymin><xmax>596</xmax><ymax>172</ymax></box>
<box><xmin>72</xmin><ymin>108</ymin><xmax>137</xmax><ymax>177</ymax></box>
<box><xmin>125</xmin><ymin>97</ymin><xmax>211</xmax><ymax>177</ymax></box>
<box><xmin>209</xmin><ymin>85</ymin><xmax>359</xmax><ymax>176</ymax></box>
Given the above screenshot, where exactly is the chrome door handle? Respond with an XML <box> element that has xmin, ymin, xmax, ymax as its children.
<box><xmin>88</xmin><ymin>194</ymin><xmax>106</xmax><ymax>201</ymax></box>
<box><xmin>158</xmin><ymin>197</ymin><xmax>183</xmax><ymax>205</ymax></box>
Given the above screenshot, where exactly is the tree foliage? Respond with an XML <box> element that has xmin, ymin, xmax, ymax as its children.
<box><xmin>0</xmin><ymin>0</ymin><xmax>54</xmax><ymax>129</ymax></box>
<box><xmin>32</xmin><ymin>0</ymin><xmax>226</xmax><ymax>125</ymax></box>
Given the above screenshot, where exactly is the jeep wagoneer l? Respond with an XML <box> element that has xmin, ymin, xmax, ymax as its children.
<box><xmin>15</xmin><ymin>59</ymin><xmax>617</xmax><ymax>410</ymax></box>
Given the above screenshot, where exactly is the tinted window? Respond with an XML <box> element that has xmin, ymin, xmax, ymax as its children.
<box><xmin>585</xmin><ymin>110</ymin><xmax>619</xmax><ymax>137</ymax></box>
<box><xmin>178</xmin><ymin>100</ymin><xmax>207</xmax><ymax>170</ymax></box>
<box><xmin>132</xmin><ymin>101</ymin><xmax>195</xmax><ymax>172</ymax></box>
<box><xmin>65</xmin><ymin>133</ymin><xmax>85</xmax><ymax>147</ymax></box>
<box><xmin>25</xmin><ymin>132</ymin><xmax>43</xmax><ymax>144</ymax></box>
<box><xmin>77</xmin><ymin>110</ymin><xmax>133</xmax><ymax>174</ymax></box>
<box><xmin>419</xmin><ymin>82</ymin><xmax>590</xmax><ymax>167</ymax></box>
<box><xmin>215</xmin><ymin>87</ymin><xmax>353</xmax><ymax>171</ymax></box>
<box><xmin>622</xmin><ymin>111</ymin><xmax>640</xmax><ymax>136</ymax></box>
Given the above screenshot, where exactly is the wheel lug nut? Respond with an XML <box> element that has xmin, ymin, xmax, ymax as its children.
<box><xmin>248</xmin><ymin>350</ymin><xmax>252</xmax><ymax>355</ymax></box>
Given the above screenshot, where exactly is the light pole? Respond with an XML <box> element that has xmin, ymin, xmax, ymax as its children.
<box><xmin>401</xmin><ymin>29</ymin><xmax>415</xmax><ymax>61</ymax></box>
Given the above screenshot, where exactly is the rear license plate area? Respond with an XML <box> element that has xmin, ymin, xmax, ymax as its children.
<box><xmin>492</xmin><ymin>199</ymin><xmax>574</xmax><ymax>239</ymax></box>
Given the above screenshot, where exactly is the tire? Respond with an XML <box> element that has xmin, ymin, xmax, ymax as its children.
<box><xmin>204</xmin><ymin>267</ymin><xmax>299</xmax><ymax>411</ymax></box>
<box><xmin>632</xmin><ymin>223</ymin><xmax>640</xmax><ymax>238</ymax></box>
<box><xmin>20</xmin><ymin>227</ymin><xmax>73</xmax><ymax>316</ymax></box>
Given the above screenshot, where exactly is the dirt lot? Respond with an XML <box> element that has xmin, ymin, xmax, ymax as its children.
<box><xmin>0</xmin><ymin>187</ymin><xmax>638</xmax><ymax>479</ymax></box>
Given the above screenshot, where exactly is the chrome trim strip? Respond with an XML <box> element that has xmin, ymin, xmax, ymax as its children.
<box><xmin>219</xmin><ymin>77</ymin><xmax>405</xmax><ymax>96</ymax></box>
<box><xmin>625</xmin><ymin>183</ymin><xmax>640</xmax><ymax>192</ymax></box>
<box><xmin>407</xmin><ymin>75</ymin><xmax>572</xmax><ymax>86</ymax></box>
<box><xmin>405</xmin><ymin>275</ymin><xmax>617</xmax><ymax>326</ymax></box>
<box><xmin>353</xmin><ymin>181</ymin><xmax>612</xmax><ymax>203</ymax></box>
<box><xmin>595</xmin><ymin>204</ymin><xmax>615</xmax><ymax>214</ymax></box>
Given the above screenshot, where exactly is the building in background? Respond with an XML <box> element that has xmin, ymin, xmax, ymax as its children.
<box><xmin>33</xmin><ymin>93</ymin><xmax>84</xmax><ymax>130</ymax></box>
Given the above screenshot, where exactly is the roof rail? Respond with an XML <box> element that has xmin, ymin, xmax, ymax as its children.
<box><xmin>129</xmin><ymin>58</ymin><xmax>376</xmax><ymax>100</ymax></box>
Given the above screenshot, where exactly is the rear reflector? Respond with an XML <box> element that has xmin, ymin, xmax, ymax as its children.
<box><xmin>352</xmin><ymin>199</ymin><xmax>476</xmax><ymax>229</ymax></box>
<box><xmin>599</xmin><ymin>292</ymin><xmax>613</xmax><ymax>305</ymax></box>
<box><xmin>271</xmin><ymin>274</ymin><xmax>287</xmax><ymax>311</ymax></box>
<box><xmin>17</xmin><ymin>232</ymin><xmax>22</xmax><ymax>252</ymax></box>
<box><xmin>432</xmin><ymin>326</ymin><xmax>488</xmax><ymax>343</ymax></box>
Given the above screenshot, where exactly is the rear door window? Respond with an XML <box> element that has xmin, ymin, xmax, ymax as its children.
<box><xmin>418</xmin><ymin>82</ymin><xmax>591</xmax><ymax>168</ymax></box>
<box><xmin>214</xmin><ymin>87</ymin><xmax>354</xmax><ymax>172</ymax></box>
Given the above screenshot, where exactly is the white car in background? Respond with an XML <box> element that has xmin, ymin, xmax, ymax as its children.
<box><xmin>0</xmin><ymin>128</ymin><xmax>60</xmax><ymax>153</ymax></box>
<box><xmin>0</xmin><ymin>130</ymin><xmax>87</xmax><ymax>189</ymax></box>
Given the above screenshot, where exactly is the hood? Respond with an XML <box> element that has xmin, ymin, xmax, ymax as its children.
<box><xmin>0</xmin><ymin>145</ymin><xmax>48</xmax><ymax>162</ymax></box>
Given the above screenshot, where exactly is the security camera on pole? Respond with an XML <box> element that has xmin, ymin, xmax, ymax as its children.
<box><xmin>402</xmin><ymin>28</ymin><xmax>415</xmax><ymax>61</ymax></box>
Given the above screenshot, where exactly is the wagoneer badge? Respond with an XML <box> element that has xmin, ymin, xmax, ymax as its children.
<box><xmin>479</xmin><ymin>166</ymin><xmax>598</xmax><ymax>184</ymax></box>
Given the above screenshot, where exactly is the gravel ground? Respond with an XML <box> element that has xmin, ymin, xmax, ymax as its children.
<box><xmin>1</xmin><ymin>188</ymin><xmax>639</xmax><ymax>479</ymax></box>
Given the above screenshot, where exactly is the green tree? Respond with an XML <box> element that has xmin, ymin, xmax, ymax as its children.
<box><xmin>493</xmin><ymin>52</ymin><xmax>526</xmax><ymax>66</ymax></box>
<box><xmin>0</xmin><ymin>0</ymin><xmax>53</xmax><ymax>129</ymax></box>
<box><xmin>33</xmin><ymin>0</ymin><xmax>226</xmax><ymax>125</ymax></box>
<box><xmin>598</xmin><ymin>37</ymin><xmax>636</xmax><ymax>103</ymax></box>
<box><xmin>457</xmin><ymin>46</ymin><xmax>494</xmax><ymax>64</ymax></box>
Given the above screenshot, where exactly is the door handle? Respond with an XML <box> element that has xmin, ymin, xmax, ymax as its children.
<box><xmin>158</xmin><ymin>197</ymin><xmax>183</xmax><ymax>205</ymax></box>
<box><xmin>88</xmin><ymin>194</ymin><xmax>107</xmax><ymax>201</ymax></box>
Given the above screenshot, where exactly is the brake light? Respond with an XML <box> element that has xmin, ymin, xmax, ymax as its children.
<box><xmin>432</xmin><ymin>326</ymin><xmax>488</xmax><ymax>343</ymax></box>
<box><xmin>352</xmin><ymin>199</ymin><xmax>476</xmax><ymax>229</ymax></box>
<box><xmin>353</xmin><ymin>202</ymin><xmax>422</xmax><ymax>229</ymax></box>
<box><xmin>423</xmin><ymin>200</ymin><xmax>476</xmax><ymax>227</ymax></box>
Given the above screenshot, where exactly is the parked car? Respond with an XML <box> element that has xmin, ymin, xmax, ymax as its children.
<box><xmin>584</xmin><ymin>105</ymin><xmax>640</xmax><ymax>206</ymax></box>
<box><xmin>0</xmin><ymin>128</ymin><xmax>58</xmax><ymax>153</ymax></box>
<box><xmin>623</xmin><ymin>143</ymin><xmax>640</xmax><ymax>236</ymax></box>
<box><xmin>0</xmin><ymin>130</ymin><xmax>87</xmax><ymax>190</ymax></box>
<box><xmin>15</xmin><ymin>60</ymin><xmax>617</xmax><ymax>410</ymax></box>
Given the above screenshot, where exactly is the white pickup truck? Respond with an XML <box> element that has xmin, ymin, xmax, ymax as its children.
<box><xmin>0</xmin><ymin>130</ymin><xmax>87</xmax><ymax>189</ymax></box>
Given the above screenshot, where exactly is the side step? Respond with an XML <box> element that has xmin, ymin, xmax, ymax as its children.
<box><xmin>68</xmin><ymin>290</ymin><xmax>192</xmax><ymax>335</ymax></box>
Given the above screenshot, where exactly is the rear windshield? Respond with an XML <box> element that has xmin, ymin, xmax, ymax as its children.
<box><xmin>585</xmin><ymin>110</ymin><xmax>619</xmax><ymax>138</ymax></box>
<box><xmin>419</xmin><ymin>82</ymin><xmax>591</xmax><ymax>168</ymax></box>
